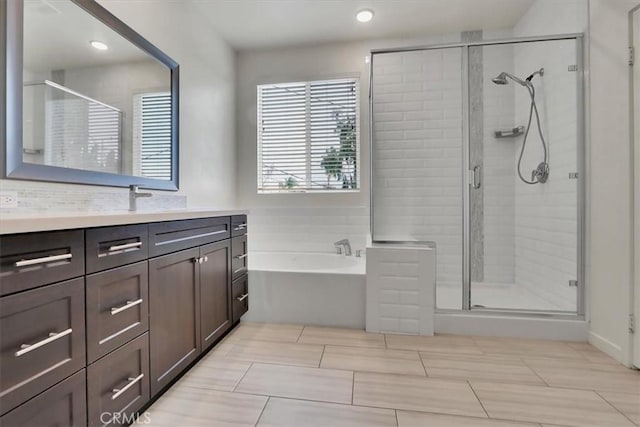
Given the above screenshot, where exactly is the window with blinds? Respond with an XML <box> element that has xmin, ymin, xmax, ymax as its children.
<box><xmin>257</xmin><ymin>78</ymin><xmax>359</xmax><ymax>193</ymax></box>
<box><xmin>133</xmin><ymin>92</ymin><xmax>172</xmax><ymax>180</ymax></box>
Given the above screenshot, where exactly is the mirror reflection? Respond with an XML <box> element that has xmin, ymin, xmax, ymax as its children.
<box><xmin>22</xmin><ymin>0</ymin><xmax>173</xmax><ymax>180</ymax></box>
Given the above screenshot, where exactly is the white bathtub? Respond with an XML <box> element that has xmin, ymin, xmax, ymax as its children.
<box><xmin>243</xmin><ymin>251</ymin><xmax>366</xmax><ymax>328</ymax></box>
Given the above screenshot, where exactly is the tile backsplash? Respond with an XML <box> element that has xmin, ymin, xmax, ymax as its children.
<box><xmin>0</xmin><ymin>180</ymin><xmax>186</xmax><ymax>214</ymax></box>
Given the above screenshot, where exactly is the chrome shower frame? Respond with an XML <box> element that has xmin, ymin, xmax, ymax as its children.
<box><xmin>369</xmin><ymin>33</ymin><xmax>586</xmax><ymax>319</ymax></box>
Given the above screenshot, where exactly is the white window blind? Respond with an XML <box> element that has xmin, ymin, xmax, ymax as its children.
<box><xmin>134</xmin><ymin>92</ymin><xmax>172</xmax><ymax>180</ymax></box>
<box><xmin>87</xmin><ymin>102</ymin><xmax>122</xmax><ymax>173</ymax></box>
<box><xmin>257</xmin><ymin>78</ymin><xmax>359</xmax><ymax>192</ymax></box>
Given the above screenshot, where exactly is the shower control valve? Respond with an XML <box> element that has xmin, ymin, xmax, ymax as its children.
<box><xmin>532</xmin><ymin>162</ymin><xmax>549</xmax><ymax>184</ymax></box>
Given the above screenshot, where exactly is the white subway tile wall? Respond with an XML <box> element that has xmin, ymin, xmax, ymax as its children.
<box><xmin>371</xmin><ymin>48</ymin><xmax>464</xmax><ymax>295</ymax></box>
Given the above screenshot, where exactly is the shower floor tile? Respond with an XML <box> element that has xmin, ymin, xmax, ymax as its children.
<box><xmin>145</xmin><ymin>322</ymin><xmax>638</xmax><ymax>427</ymax></box>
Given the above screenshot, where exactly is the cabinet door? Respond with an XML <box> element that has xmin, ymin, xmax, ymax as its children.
<box><xmin>148</xmin><ymin>248</ymin><xmax>200</xmax><ymax>397</ymax></box>
<box><xmin>0</xmin><ymin>278</ymin><xmax>85</xmax><ymax>415</ymax></box>
<box><xmin>85</xmin><ymin>224</ymin><xmax>148</xmax><ymax>274</ymax></box>
<box><xmin>0</xmin><ymin>369</ymin><xmax>87</xmax><ymax>427</ymax></box>
<box><xmin>231</xmin><ymin>274</ymin><xmax>249</xmax><ymax>324</ymax></box>
<box><xmin>0</xmin><ymin>229</ymin><xmax>84</xmax><ymax>296</ymax></box>
<box><xmin>86</xmin><ymin>262</ymin><xmax>149</xmax><ymax>363</ymax></box>
<box><xmin>231</xmin><ymin>235</ymin><xmax>248</xmax><ymax>280</ymax></box>
<box><xmin>87</xmin><ymin>333</ymin><xmax>150</xmax><ymax>426</ymax></box>
<box><xmin>199</xmin><ymin>240</ymin><xmax>231</xmax><ymax>351</ymax></box>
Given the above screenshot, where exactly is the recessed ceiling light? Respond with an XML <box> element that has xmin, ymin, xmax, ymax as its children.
<box><xmin>356</xmin><ymin>9</ymin><xmax>374</xmax><ymax>23</ymax></box>
<box><xmin>90</xmin><ymin>40</ymin><xmax>108</xmax><ymax>51</ymax></box>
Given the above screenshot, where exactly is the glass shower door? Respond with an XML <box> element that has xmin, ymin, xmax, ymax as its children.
<box><xmin>468</xmin><ymin>39</ymin><xmax>581</xmax><ymax>313</ymax></box>
<box><xmin>371</xmin><ymin>47</ymin><xmax>465</xmax><ymax>310</ymax></box>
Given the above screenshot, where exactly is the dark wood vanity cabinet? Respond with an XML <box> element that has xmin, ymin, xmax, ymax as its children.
<box><xmin>0</xmin><ymin>213</ymin><xmax>248</xmax><ymax>424</ymax></box>
<box><xmin>148</xmin><ymin>247</ymin><xmax>201</xmax><ymax>396</ymax></box>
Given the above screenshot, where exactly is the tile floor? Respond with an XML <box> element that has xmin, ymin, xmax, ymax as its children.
<box><xmin>146</xmin><ymin>323</ymin><xmax>640</xmax><ymax>427</ymax></box>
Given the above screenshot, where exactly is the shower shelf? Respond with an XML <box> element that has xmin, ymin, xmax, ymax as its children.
<box><xmin>494</xmin><ymin>126</ymin><xmax>525</xmax><ymax>138</ymax></box>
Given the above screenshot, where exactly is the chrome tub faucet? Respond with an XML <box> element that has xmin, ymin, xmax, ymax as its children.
<box><xmin>334</xmin><ymin>239</ymin><xmax>352</xmax><ymax>256</ymax></box>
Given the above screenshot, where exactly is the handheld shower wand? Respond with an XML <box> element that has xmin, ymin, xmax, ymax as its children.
<box><xmin>492</xmin><ymin>68</ymin><xmax>548</xmax><ymax>185</ymax></box>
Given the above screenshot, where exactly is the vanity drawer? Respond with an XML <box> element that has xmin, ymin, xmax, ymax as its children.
<box><xmin>0</xmin><ymin>229</ymin><xmax>84</xmax><ymax>296</ymax></box>
<box><xmin>148</xmin><ymin>217</ymin><xmax>230</xmax><ymax>257</ymax></box>
<box><xmin>231</xmin><ymin>215</ymin><xmax>247</xmax><ymax>237</ymax></box>
<box><xmin>0</xmin><ymin>369</ymin><xmax>87</xmax><ymax>427</ymax></box>
<box><xmin>86</xmin><ymin>262</ymin><xmax>149</xmax><ymax>364</ymax></box>
<box><xmin>231</xmin><ymin>274</ymin><xmax>248</xmax><ymax>324</ymax></box>
<box><xmin>0</xmin><ymin>278</ymin><xmax>86</xmax><ymax>415</ymax></box>
<box><xmin>231</xmin><ymin>235</ymin><xmax>248</xmax><ymax>279</ymax></box>
<box><xmin>86</xmin><ymin>224</ymin><xmax>148</xmax><ymax>274</ymax></box>
<box><xmin>87</xmin><ymin>333</ymin><xmax>150</xmax><ymax>427</ymax></box>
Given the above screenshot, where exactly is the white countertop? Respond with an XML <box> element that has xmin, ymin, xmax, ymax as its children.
<box><xmin>0</xmin><ymin>208</ymin><xmax>248</xmax><ymax>235</ymax></box>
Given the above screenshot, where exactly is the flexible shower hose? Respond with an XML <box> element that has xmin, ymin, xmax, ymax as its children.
<box><xmin>517</xmin><ymin>83</ymin><xmax>548</xmax><ymax>184</ymax></box>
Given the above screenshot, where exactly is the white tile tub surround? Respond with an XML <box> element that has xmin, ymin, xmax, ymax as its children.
<box><xmin>248</xmin><ymin>207</ymin><xmax>369</xmax><ymax>254</ymax></box>
<box><xmin>245</xmin><ymin>251</ymin><xmax>366</xmax><ymax>328</ymax></box>
<box><xmin>366</xmin><ymin>245</ymin><xmax>435</xmax><ymax>335</ymax></box>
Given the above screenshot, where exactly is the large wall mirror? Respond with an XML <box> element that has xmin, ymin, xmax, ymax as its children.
<box><xmin>2</xmin><ymin>0</ymin><xmax>179</xmax><ymax>190</ymax></box>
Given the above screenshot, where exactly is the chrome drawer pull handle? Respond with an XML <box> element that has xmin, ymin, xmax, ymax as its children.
<box><xmin>110</xmin><ymin>299</ymin><xmax>143</xmax><ymax>315</ymax></box>
<box><xmin>15</xmin><ymin>328</ymin><xmax>73</xmax><ymax>357</ymax></box>
<box><xmin>108</xmin><ymin>242</ymin><xmax>142</xmax><ymax>252</ymax></box>
<box><xmin>236</xmin><ymin>293</ymin><xmax>248</xmax><ymax>302</ymax></box>
<box><xmin>15</xmin><ymin>253</ymin><xmax>72</xmax><ymax>267</ymax></box>
<box><xmin>234</xmin><ymin>254</ymin><xmax>248</xmax><ymax>260</ymax></box>
<box><xmin>234</xmin><ymin>224</ymin><xmax>247</xmax><ymax>230</ymax></box>
<box><xmin>233</xmin><ymin>267</ymin><xmax>246</xmax><ymax>274</ymax></box>
<box><xmin>112</xmin><ymin>374</ymin><xmax>144</xmax><ymax>400</ymax></box>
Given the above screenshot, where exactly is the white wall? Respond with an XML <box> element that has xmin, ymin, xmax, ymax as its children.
<box><xmin>1</xmin><ymin>0</ymin><xmax>236</xmax><ymax>211</ymax></box>
<box><xmin>588</xmin><ymin>0</ymin><xmax>637</xmax><ymax>366</ymax></box>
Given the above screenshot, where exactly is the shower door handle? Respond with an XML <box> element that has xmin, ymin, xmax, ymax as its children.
<box><xmin>472</xmin><ymin>165</ymin><xmax>481</xmax><ymax>189</ymax></box>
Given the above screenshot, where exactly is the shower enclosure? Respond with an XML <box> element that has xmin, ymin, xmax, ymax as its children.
<box><xmin>370</xmin><ymin>34</ymin><xmax>584</xmax><ymax>316</ymax></box>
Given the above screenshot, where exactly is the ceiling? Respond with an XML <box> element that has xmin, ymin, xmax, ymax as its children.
<box><xmin>24</xmin><ymin>0</ymin><xmax>150</xmax><ymax>73</ymax></box>
<box><xmin>191</xmin><ymin>0</ymin><xmax>536</xmax><ymax>51</ymax></box>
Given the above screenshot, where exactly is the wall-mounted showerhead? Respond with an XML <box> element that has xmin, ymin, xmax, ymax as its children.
<box><xmin>491</xmin><ymin>72</ymin><xmax>509</xmax><ymax>85</ymax></box>
<box><xmin>491</xmin><ymin>71</ymin><xmax>528</xmax><ymax>87</ymax></box>
<box><xmin>491</xmin><ymin>68</ymin><xmax>545</xmax><ymax>87</ymax></box>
